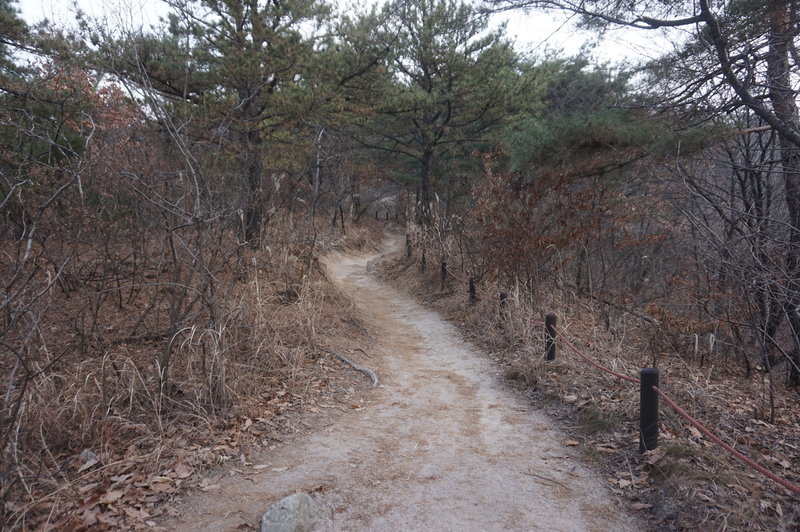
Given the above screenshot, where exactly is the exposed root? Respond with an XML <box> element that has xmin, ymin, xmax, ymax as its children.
<box><xmin>324</xmin><ymin>349</ymin><xmax>379</xmax><ymax>387</ymax></box>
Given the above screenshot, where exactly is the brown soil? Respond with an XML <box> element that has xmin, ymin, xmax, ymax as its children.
<box><xmin>162</xmin><ymin>231</ymin><xmax>644</xmax><ymax>531</ymax></box>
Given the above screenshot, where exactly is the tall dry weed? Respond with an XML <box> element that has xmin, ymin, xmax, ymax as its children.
<box><xmin>1</xmin><ymin>217</ymin><xmax>381</xmax><ymax>530</ymax></box>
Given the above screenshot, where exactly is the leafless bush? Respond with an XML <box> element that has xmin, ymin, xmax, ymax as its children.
<box><xmin>0</xmin><ymin>56</ymin><xmax>375</xmax><ymax>528</ymax></box>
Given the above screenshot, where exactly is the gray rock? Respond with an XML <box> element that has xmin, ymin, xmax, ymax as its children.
<box><xmin>260</xmin><ymin>493</ymin><xmax>319</xmax><ymax>532</ymax></box>
<box><xmin>79</xmin><ymin>449</ymin><xmax>97</xmax><ymax>462</ymax></box>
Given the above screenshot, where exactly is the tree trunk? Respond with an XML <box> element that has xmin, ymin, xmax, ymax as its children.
<box><xmin>308</xmin><ymin>127</ymin><xmax>324</xmax><ymax>237</ymax></box>
<box><xmin>243</xmin><ymin>133</ymin><xmax>263</xmax><ymax>244</ymax></box>
<box><xmin>419</xmin><ymin>147</ymin><xmax>433</xmax><ymax>225</ymax></box>
<box><xmin>766</xmin><ymin>3</ymin><xmax>800</xmax><ymax>384</ymax></box>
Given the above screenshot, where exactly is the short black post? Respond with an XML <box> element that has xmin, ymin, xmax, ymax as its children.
<box><xmin>639</xmin><ymin>368</ymin><xmax>659</xmax><ymax>452</ymax></box>
<box><xmin>545</xmin><ymin>314</ymin><xmax>557</xmax><ymax>361</ymax></box>
<box><xmin>499</xmin><ymin>292</ymin><xmax>507</xmax><ymax>316</ymax></box>
<box><xmin>469</xmin><ymin>277</ymin><xmax>476</xmax><ymax>304</ymax></box>
<box><xmin>395</xmin><ymin>212</ymin><xmax>398</xmax><ymax>220</ymax></box>
<box><xmin>375</xmin><ymin>210</ymin><xmax>378</xmax><ymax>220</ymax></box>
<box><xmin>385</xmin><ymin>211</ymin><xmax>389</xmax><ymax>220</ymax></box>
<box><xmin>441</xmin><ymin>261</ymin><xmax>447</xmax><ymax>289</ymax></box>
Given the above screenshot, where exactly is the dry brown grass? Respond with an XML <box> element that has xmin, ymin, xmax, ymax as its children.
<box><xmin>0</xmin><ymin>220</ymin><xmax>384</xmax><ymax>531</ymax></box>
<box><xmin>382</xmin><ymin>234</ymin><xmax>800</xmax><ymax>531</ymax></box>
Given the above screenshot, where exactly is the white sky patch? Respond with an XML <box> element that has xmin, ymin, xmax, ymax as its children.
<box><xmin>502</xmin><ymin>9</ymin><xmax>677</xmax><ymax>64</ymax></box>
<box><xmin>19</xmin><ymin>0</ymin><xmax>170</xmax><ymax>31</ymax></box>
<box><xmin>18</xmin><ymin>0</ymin><xmax>675</xmax><ymax>64</ymax></box>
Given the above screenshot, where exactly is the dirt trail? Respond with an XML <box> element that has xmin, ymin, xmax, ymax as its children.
<box><xmin>167</xmin><ymin>235</ymin><xmax>643</xmax><ymax>531</ymax></box>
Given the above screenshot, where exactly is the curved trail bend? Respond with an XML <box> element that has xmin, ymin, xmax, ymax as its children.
<box><xmin>169</xmin><ymin>235</ymin><xmax>642</xmax><ymax>531</ymax></box>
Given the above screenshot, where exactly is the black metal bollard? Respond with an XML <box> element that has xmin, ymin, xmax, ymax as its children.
<box><xmin>441</xmin><ymin>261</ymin><xmax>447</xmax><ymax>289</ymax></box>
<box><xmin>545</xmin><ymin>314</ymin><xmax>557</xmax><ymax>361</ymax></box>
<box><xmin>375</xmin><ymin>210</ymin><xmax>378</xmax><ymax>220</ymax></box>
<box><xmin>639</xmin><ymin>368</ymin><xmax>660</xmax><ymax>453</ymax></box>
<box><xmin>385</xmin><ymin>211</ymin><xmax>389</xmax><ymax>220</ymax></box>
<box><xmin>469</xmin><ymin>277</ymin><xmax>476</xmax><ymax>304</ymax></box>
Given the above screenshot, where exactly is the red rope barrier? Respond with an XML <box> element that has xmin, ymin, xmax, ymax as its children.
<box><xmin>504</xmin><ymin>308</ymin><xmax>800</xmax><ymax>498</ymax></box>
<box><xmin>504</xmin><ymin>305</ymin><xmax>544</xmax><ymax>326</ymax></box>
<box><xmin>444</xmin><ymin>266</ymin><xmax>468</xmax><ymax>284</ymax></box>
<box><xmin>653</xmin><ymin>386</ymin><xmax>800</xmax><ymax>497</ymax></box>
<box><xmin>509</xmin><ymin>309</ymin><xmax>637</xmax><ymax>383</ymax></box>
<box><xmin>553</xmin><ymin>326</ymin><xmax>641</xmax><ymax>385</ymax></box>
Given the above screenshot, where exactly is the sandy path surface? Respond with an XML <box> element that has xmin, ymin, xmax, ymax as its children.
<box><xmin>167</xmin><ymin>237</ymin><xmax>643</xmax><ymax>531</ymax></box>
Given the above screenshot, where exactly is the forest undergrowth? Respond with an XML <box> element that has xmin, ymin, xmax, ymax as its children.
<box><xmin>381</xmin><ymin>237</ymin><xmax>800</xmax><ymax>531</ymax></box>
<box><xmin>0</xmin><ymin>220</ymin><xmax>384</xmax><ymax>531</ymax></box>
<box><xmin>9</xmin><ymin>0</ymin><xmax>800</xmax><ymax>529</ymax></box>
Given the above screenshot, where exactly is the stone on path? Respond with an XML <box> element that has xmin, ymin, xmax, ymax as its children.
<box><xmin>260</xmin><ymin>493</ymin><xmax>319</xmax><ymax>532</ymax></box>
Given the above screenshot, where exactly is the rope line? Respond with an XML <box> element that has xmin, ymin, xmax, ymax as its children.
<box><xmin>443</xmin><ymin>265</ymin><xmax>468</xmax><ymax>284</ymax></box>
<box><xmin>423</xmin><ymin>271</ymin><xmax>800</xmax><ymax>497</ymax></box>
<box><xmin>506</xmin><ymin>304</ymin><xmax>544</xmax><ymax>326</ymax></box>
<box><xmin>653</xmin><ymin>386</ymin><xmax>800</xmax><ymax>497</ymax></box>
<box><xmin>542</xmin><ymin>320</ymin><xmax>798</xmax><ymax>497</ymax></box>
<box><xmin>553</xmin><ymin>326</ymin><xmax>641</xmax><ymax>384</ymax></box>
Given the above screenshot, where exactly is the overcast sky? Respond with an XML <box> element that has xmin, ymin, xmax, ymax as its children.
<box><xmin>18</xmin><ymin>0</ymin><xmax>674</xmax><ymax>64</ymax></box>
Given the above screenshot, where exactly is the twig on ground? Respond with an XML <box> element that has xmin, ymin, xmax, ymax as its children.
<box><xmin>518</xmin><ymin>469</ymin><xmax>570</xmax><ymax>491</ymax></box>
<box><xmin>323</xmin><ymin>348</ymin><xmax>379</xmax><ymax>387</ymax></box>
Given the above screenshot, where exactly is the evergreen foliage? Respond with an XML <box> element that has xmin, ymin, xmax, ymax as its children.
<box><xmin>337</xmin><ymin>0</ymin><xmax>518</xmax><ymax>222</ymax></box>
